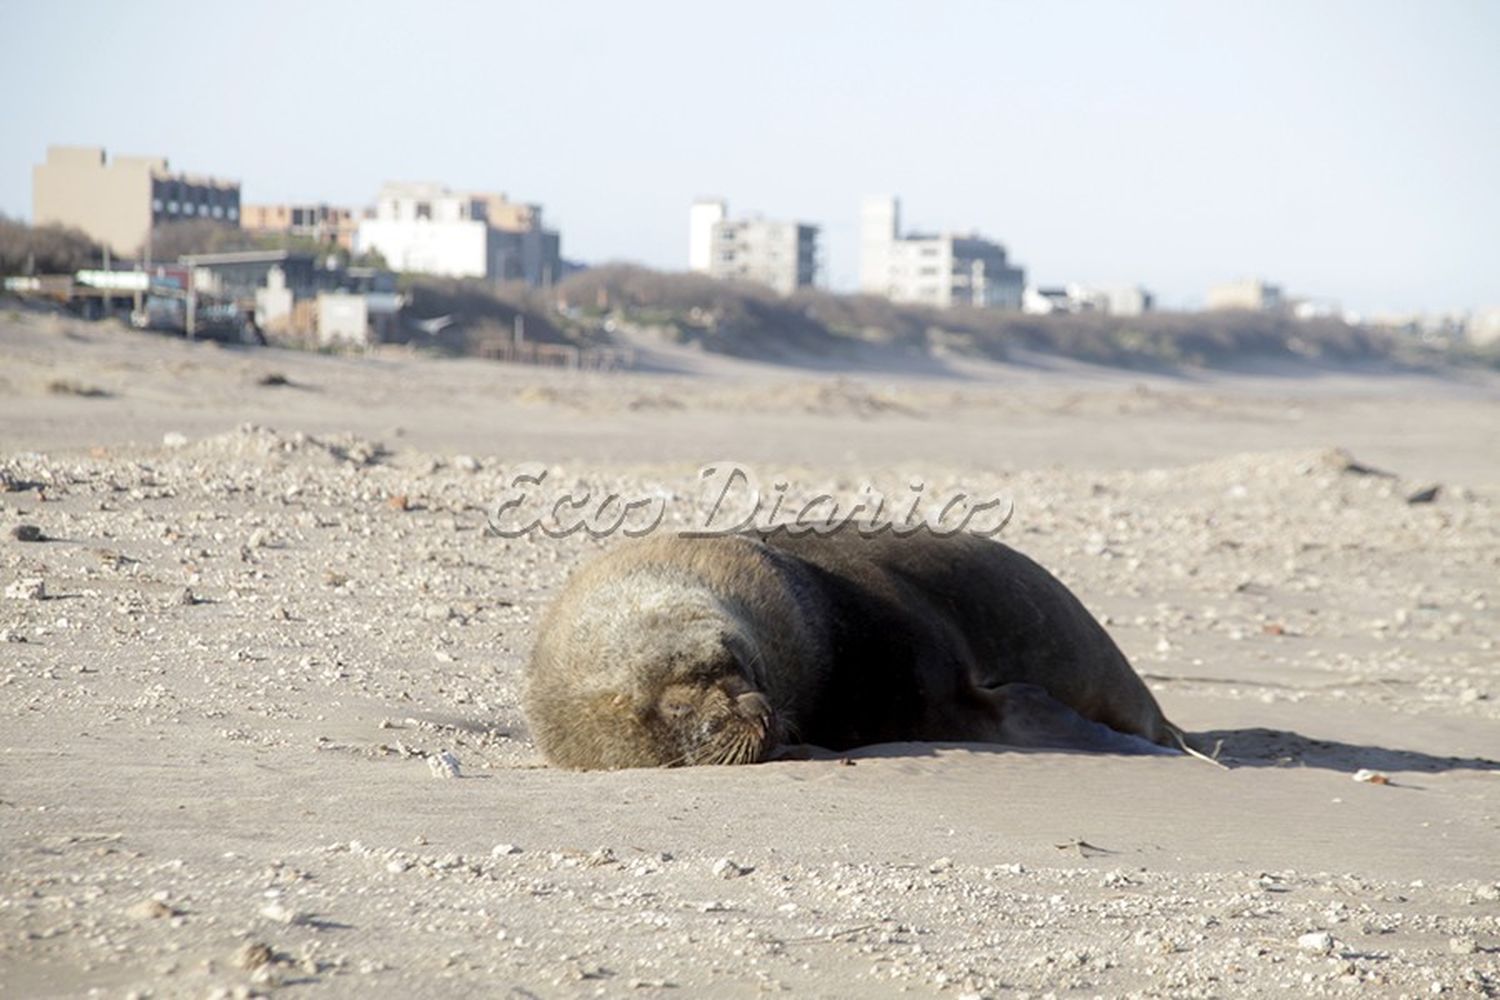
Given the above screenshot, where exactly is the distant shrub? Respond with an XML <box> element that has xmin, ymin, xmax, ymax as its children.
<box><xmin>148</xmin><ymin>220</ymin><xmax>260</xmax><ymax>259</ymax></box>
<box><xmin>0</xmin><ymin>215</ymin><xmax>105</xmax><ymax>274</ymax></box>
<box><xmin>550</xmin><ymin>264</ymin><xmax>1401</xmax><ymax>369</ymax></box>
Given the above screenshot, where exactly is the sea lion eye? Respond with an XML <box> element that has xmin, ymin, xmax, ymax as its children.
<box><xmin>659</xmin><ymin>695</ymin><xmax>695</xmax><ymax>721</ymax></box>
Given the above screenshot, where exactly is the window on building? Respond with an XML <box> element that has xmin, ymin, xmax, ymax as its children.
<box><xmin>167</xmin><ymin>201</ymin><xmax>178</xmax><ymax>213</ymax></box>
<box><xmin>416</xmin><ymin>202</ymin><xmax>432</xmax><ymax>220</ymax></box>
<box><xmin>152</xmin><ymin>199</ymin><xmax>163</xmax><ymax>212</ymax></box>
<box><xmin>227</xmin><ymin>208</ymin><xmax>238</xmax><ymax>221</ymax></box>
<box><xmin>212</xmin><ymin>206</ymin><xmax>223</xmax><ymax>219</ymax></box>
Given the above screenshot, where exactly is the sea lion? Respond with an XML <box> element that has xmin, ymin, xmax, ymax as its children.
<box><xmin>525</xmin><ymin>529</ymin><xmax>1177</xmax><ymax>770</ymax></box>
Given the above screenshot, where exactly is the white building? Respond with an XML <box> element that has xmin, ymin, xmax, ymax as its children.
<box><xmin>1102</xmin><ymin>285</ymin><xmax>1153</xmax><ymax>316</ymax></box>
<box><xmin>688</xmin><ymin>199</ymin><xmax>818</xmax><ymax>295</ymax></box>
<box><xmin>356</xmin><ymin>183</ymin><xmax>490</xmax><ymax>278</ymax></box>
<box><xmin>317</xmin><ymin>291</ymin><xmax>371</xmax><ymax>346</ymax></box>
<box><xmin>1022</xmin><ymin>285</ymin><xmax>1076</xmax><ymax>315</ymax></box>
<box><xmin>688</xmin><ymin>199</ymin><xmax>727</xmax><ymax>274</ymax></box>
<box><xmin>859</xmin><ymin>197</ymin><xmax>1024</xmax><ymax>310</ymax></box>
<box><xmin>1024</xmin><ymin>283</ymin><xmax>1153</xmax><ymax>316</ymax></box>
<box><xmin>355</xmin><ymin>182</ymin><xmax>561</xmax><ymax>283</ymax></box>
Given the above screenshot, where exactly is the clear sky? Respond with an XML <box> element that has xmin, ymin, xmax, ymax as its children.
<box><xmin>4</xmin><ymin>0</ymin><xmax>1496</xmax><ymax>313</ymax></box>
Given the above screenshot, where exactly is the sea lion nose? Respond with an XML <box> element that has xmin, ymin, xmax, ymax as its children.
<box><xmin>735</xmin><ymin>691</ymin><xmax>771</xmax><ymax>720</ymax></box>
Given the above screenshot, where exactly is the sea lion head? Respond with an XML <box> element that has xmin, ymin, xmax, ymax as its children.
<box><xmin>526</xmin><ymin>572</ymin><xmax>781</xmax><ymax>769</ymax></box>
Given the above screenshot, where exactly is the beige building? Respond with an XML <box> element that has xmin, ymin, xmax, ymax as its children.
<box><xmin>469</xmin><ymin>192</ymin><xmax>542</xmax><ymax>234</ymax></box>
<box><xmin>1207</xmin><ymin>278</ymin><xmax>1284</xmax><ymax>312</ymax></box>
<box><xmin>32</xmin><ymin>145</ymin><xmax>240</xmax><ymax>258</ymax></box>
<box><xmin>241</xmin><ymin>203</ymin><xmax>359</xmax><ymax>250</ymax></box>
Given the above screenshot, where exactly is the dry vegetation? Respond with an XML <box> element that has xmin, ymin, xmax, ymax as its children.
<box><xmin>547</xmin><ymin>264</ymin><xmax>1403</xmax><ymax>369</ymax></box>
<box><xmin>0</xmin><ymin>214</ymin><xmax>106</xmax><ymax>274</ymax></box>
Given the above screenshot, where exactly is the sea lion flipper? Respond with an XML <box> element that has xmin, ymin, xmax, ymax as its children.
<box><xmin>987</xmin><ymin>683</ymin><xmax>1179</xmax><ymax>756</ymax></box>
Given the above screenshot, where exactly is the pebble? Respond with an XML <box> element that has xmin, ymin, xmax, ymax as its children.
<box><xmin>127</xmin><ymin>898</ymin><xmax>178</xmax><ymax>920</ymax></box>
<box><xmin>453</xmin><ymin>454</ymin><xmax>481</xmax><ymax>473</ymax></box>
<box><xmin>491</xmin><ymin>843</ymin><xmax>522</xmax><ymax>856</ymax></box>
<box><xmin>428</xmin><ymin>750</ymin><xmax>462</xmax><ymax>779</ymax></box>
<box><xmin>712</xmin><ymin>857</ymin><xmax>751</xmax><ymax>879</ymax></box>
<box><xmin>11</xmin><ymin>523</ymin><xmax>45</xmax><ymax>542</ymax></box>
<box><xmin>5</xmin><ymin>577</ymin><xmax>46</xmax><ymax>600</ymax></box>
<box><xmin>1298</xmin><ymin>931</ymin><xmax>1335</xmax><ymax>954</ymax></box>
<box><xmin>258</xmin><ymin>902</ymin><xmax>304</xmax><ymax>925</ymax></box>
<box><xmin>234</xmin><ymin>941</ymin><xmax>275</xmax><ymax>970</ymax></box>
<box><xmin>162</xmin><ymin>431</ymin><xmax>188</xmax><ymax>448</ymax></box>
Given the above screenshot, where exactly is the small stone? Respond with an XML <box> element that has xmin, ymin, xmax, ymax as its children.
<box><xmin>176</xmin><ymin>587</ymin><xmax>199</xmax><ymax>607</ymax></box>
<box><xmin>712</xmin><ymin>857</ymin><xmax>750</xmax><ymax>879</ymax></box>
<box><xmin>1298</xmin><ymin>931</ymin><xmax>1335</xmax><ymax>954</ymax></box>
<box><xmin>453</xmin><ymin>454</ymin><xmax>481</xmax><ymax>473</ymax></box>
<box><xmin>1448</xmin><ymin>936</ymin><xmax>1478</xmax><ymax>955</ymax></box>
<box><xmin>1406</xmin><ymin>485</ymin><xmax>1441</xmax><ymax>504</ymax></box>
<box><xmin>258</xmin><ymin>902</ymin><xmax>303</xmax><ymax>925</ymax></box>
<box><xmin>491</xmin><ymin>843</ymin><xmax>522</xmax><ymax>856</ymax></box>
<box><xmin>387</xmin><ymin>494</ymin><xmax>410</xmax><ymax>512</ymax></box>
<box><xmin>928</xmin><ymin>857</ymin><xmax>954</xmax><ymax>874</ymax></box>
<box><xmin>1352</xmin><ymin>769</ymin><xmax>1390</xmax><ymax>785</ymax></box>
<box><xmin>428</xmin><ymin>750</ymin><xmax>461</xmax><ymax>779</ymax></box>
<box><xmin>233</xmin><ymin>941</ymin><xmax>275</xmax><ymax>970</ymax></box>
<box><xmin>127</xmin><ymin>898</ymin><xmax>178</xmax><ymax>920</ymax></box>
<box><xmin>162</xmin><ymin>431</ymin><xmax>188</xmax><ymax>449</ymax></box>
<box><xmin>5</xmin><ymin>577</ymin><xmax>46</xmax><ymax>600</ymax></box>
<box><xmin>11</xmin><ymin>524</ymin><xmax>45</xmax><ymax>542</ymax></box>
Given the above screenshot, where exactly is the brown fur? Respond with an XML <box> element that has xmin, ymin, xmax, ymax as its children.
<box><xmin>525</xmin><ymin>530</ymin><xmax>1173</xmax><ymax>769</ymax></box>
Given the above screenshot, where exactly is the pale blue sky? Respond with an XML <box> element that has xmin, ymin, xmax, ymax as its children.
<box><xmin>4</xmin><ymin>0</ymin><xmax>1496</xmax><ymax>313</ymax></box>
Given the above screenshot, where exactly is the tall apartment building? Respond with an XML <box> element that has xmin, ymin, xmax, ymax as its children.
<box><xmin>687</xmin><ymin>199</ymin><xmax>818</xmax><ymax>295</ymax></box>
<box><xmin>858</xmin><ymin>196</ymin><xmax>1024</xmax><ymax>310</ymax></box>
<box><xmin>354</xmin><ymin>183</ymin><xmax>560</xmax><ymax>284</ymax></box>
<box><xmin>1207</xmin><ymin>278</ymin><xmax>1283</xmax><ymax>312</ymax></box>
<box><xmin>32</xmin><ymin>145</ymin><xmax>240</xmax><ymax>258</ymax></box>
<box><xmin>241</xmin><ymin>203</ymin><xmax>360</xmax><ymax>251</ymax></box>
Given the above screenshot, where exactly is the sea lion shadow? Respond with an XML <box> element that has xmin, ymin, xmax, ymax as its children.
<box><xmin>777</xmin><ymin>730</ymin><xmax>1500</xmax><ymax>776</ymax></box>
<box><xmin>1190</xmin><ymin>727</ymin><xmax>1500</xmax><ymax>775</ymax></box>
<box><xmin>775</xmin><ymin>740</ymin><xmax>1171</xmax><ymax>763</ymax></box>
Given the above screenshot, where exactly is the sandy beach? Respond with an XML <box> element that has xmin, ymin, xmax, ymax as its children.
<box><xmin>2</xmin><ymin>311</ymin><xmax>1498</xmax><ymax>998</ymax></box>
